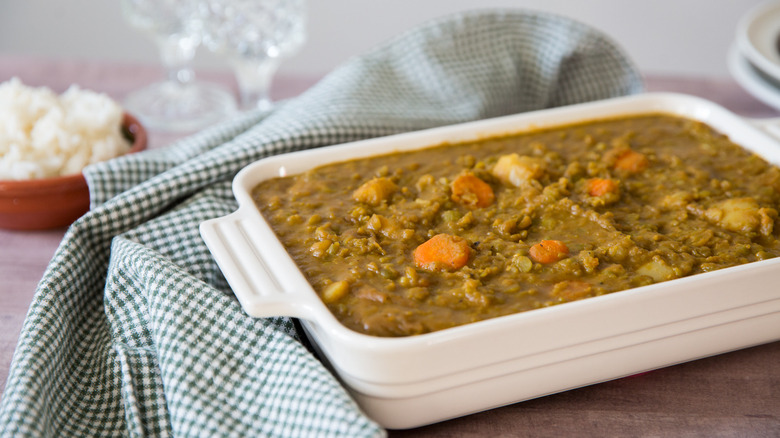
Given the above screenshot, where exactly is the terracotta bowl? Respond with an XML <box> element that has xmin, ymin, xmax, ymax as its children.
<box><xmin>0</xmin><ymin>114</ymin><xmax>148</xmax><ymax>231</ymax></box>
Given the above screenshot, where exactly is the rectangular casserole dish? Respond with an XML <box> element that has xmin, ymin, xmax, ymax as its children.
<box><xmin>200</xmin><ymin>93</ymin><xmax>780</xmax><ymax>429</ymax></box>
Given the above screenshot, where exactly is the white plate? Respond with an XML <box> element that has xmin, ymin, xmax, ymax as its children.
<box><xmin>737</xmin><ymin>1</ymin><xmax>780</xmax><ymax>82</ymax></box>
<box><xmin>729</xmin><ymin>44</ymin><xmax>780</xmax><ymax>111</ymax></box>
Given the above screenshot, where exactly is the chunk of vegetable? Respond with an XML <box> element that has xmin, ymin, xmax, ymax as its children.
<box><xmin>322</xmin><ymin>280</ymin><xmax>349</xmax><ymax>303</ymax></box>
<box><xmin>352</xmin><ymin>177</ymin><xmax>398</xmax><ymax>206</ymax></box>
<box><xmin>636</xmin><ymin>256</ymin><xmax>676</xmax><ymax>282</ymax></box>
<box><xmin>704</xmin><ymin>197</ymin><xmax>777</xmax><ymax>236</ymax></box>
<box><xmin>413</xmin><ymin>233</ymin><xmax>471</xmax><ymax>271</ymax></box>
<box><xmin>451</xmin><ymin>173</ymin><xmax>495</xmax><ymax>208</ymax></box>
<box><xmin>491</xmin><ymin>153</ymin><xmax>546</xmax><ymax>187</ymax></box>
<box><xmin>367</xmin><ymin>214</ymin><xmax>412</xmax><ymax>240</ymax></box>
<box><xmin>529</xmin><ymin>240</ymin><xmax>569</xmax><ymax>264</ymax></box>
<box><xmin>613</xmin><ymin>150</ymin><xmax>648</xmax><ymax>172</ymax></box>
<box><xmin>586</xmin><ymin>178</ymin><xmax>619</xmax><ymax>197</ymax></box>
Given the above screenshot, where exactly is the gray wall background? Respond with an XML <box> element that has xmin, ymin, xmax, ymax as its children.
<box><xmin>0</xmin><ymin>0</ymin><xmax>766</xmax><ymax>79</ymax></box>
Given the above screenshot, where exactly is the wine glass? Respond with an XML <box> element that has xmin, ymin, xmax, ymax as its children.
<box><xmin>120</xmin><ymin>0</ymin><xmax>237</xmax><ymax>132</ymax></box>
<box><xmin>196</xmin><ymin>0</ymin><xmax>307</xmax><ymax>111</ymax></box>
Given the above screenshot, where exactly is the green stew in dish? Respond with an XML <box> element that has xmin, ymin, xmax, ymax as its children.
<box><xmin>253</xmin><ymin>115</ymin><xmax>780</xmax><ymax>337</ymax></box>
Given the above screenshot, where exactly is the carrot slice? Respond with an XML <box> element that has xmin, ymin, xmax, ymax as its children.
<box><xmin>451</xmin><ymin>173</ymin><xmax>494</xmax><ymax>209</ymax></box>
<box><xmin>413</xmin><ymin>233</ymin><xmax>471</xmax><ymax>271</ymax></box>
<box><xmin>529</xmin><ymin>240</ymin><xmax>569</xmax><ymax>264</ymax></box>
<box><xmin>586</xmin><ymin>178</ymin><xmax>618</xmax><ymax>197</ymax></box>
<box><xmin>613</xmin><ymin>150</ymin><xmax>648</xmax><ymax>172</ymax></box>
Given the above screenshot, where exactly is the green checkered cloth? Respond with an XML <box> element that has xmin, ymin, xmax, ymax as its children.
<box><xmin>0</xmin><ymin>9</ymin><xmax>642</xmax><ymax>437</ymax></box>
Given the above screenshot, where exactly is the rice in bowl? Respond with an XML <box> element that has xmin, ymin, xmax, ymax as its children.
<box><xmin>0</xmin><ymin>78</ymin><xmax>132</xmax><ymax>180</ymax></box>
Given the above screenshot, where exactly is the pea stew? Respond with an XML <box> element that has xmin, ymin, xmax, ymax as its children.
<box><xmin>252</xmin><ymin>115</ymin><xmax>780</xmax><ymax>337</ymax></box>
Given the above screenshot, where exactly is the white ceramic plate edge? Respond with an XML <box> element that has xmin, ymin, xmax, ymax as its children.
<box><xmin>729</xmin><ymin>43</ymin><xmax>780</xmax><ymax>111</ymax></box>
<box><xmin>737</xmin><ymin>0</ymin><xmax>780</xmax><ymax>83</ymax></box>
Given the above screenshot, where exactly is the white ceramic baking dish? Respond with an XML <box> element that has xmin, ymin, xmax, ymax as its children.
<box><xmin>200</xmin><ymin>93</ymin><xmax>780</xmax><ymax>429</ymax></box>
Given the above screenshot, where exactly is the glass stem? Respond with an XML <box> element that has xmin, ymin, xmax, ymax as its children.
<box><xmin>156</xmin><ymin>33</ymin><xmax>199</xmax><ymax>86</ymax></box>
<box><xmin>230</xmin><ymin>57</ymin><xmax>279</xmax><ymax>111</ymax></box>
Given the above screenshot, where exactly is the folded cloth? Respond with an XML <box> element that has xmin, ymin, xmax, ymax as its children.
<box><xmin>0</xmin><ymin>9</ymin><xmax>642</xmax><ymax>437</ymax></box>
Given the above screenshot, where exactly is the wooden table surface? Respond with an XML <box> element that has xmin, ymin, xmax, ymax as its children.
<box><xmin>1</xmin><ymin>55</ymin><xmax>779</xmax><ymax>436</ymax></box>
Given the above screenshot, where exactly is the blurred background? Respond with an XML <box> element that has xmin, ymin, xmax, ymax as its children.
<box><xmin>0</xmin><ymin>0</ymin><xmax>766</xmax><ymax>79</ymax></box>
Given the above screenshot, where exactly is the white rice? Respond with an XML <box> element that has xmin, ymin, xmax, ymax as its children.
<box><xmin>0</xmin><ymin>78</ymin><xmax>132</xmax><ymax>180</ymax></box>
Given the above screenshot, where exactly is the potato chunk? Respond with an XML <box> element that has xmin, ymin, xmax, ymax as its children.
<box><xmin>704</xmin><ymin>197</ymin><xmax>777</xmax><ymax>236</ymax></box>
<box><xmin>366</xmin><ymin>214</ymin><xmax>412</xmax><ymax>240</ymax></box>
<box><xmin>322</xmin><ymin>281</ymin><xmax>349</xmax><ymax>303</ymax></box>
<box><xmin>636</xmin><ymin>256</ymin><xmax>676</xmax><ymax>282</ymax></box>
<box><xmin>491</xmin><ymin>153</ymin><xmax>546</xmax><ymax>187</ymax></box>
<box><xmin>352</xmin><ymin>177</ymin><xmax>398</xmax><ymax>206</ymax></box>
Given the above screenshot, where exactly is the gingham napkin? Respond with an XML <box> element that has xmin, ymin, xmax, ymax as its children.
<box><xmin>0</xmin><ymin>9</ymin><xmax>642</xmax><ymax>437</ymax></box>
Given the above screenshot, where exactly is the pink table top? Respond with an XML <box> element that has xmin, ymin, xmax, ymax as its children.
<box><xmin>1</xmin><ymin>55</ymin><xmax>779</xmax><ymax>436</ymax></box>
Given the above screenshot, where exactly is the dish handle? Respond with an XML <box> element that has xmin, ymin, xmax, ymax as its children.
<box><xmin>748</xmin><ymin>117</ymin><xmax>780</xmax><ymax>142</ymax></box>
<box><xmin>200</xmin><ymin>210</ymin><xmax>322</xmax><ymax>320</ymax></box>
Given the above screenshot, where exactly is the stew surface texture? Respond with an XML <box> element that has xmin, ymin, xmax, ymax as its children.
<box><xmin>252</xmin><ymin>115</ymin><xmax>780</xmax><ymax>337</ymax></box>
